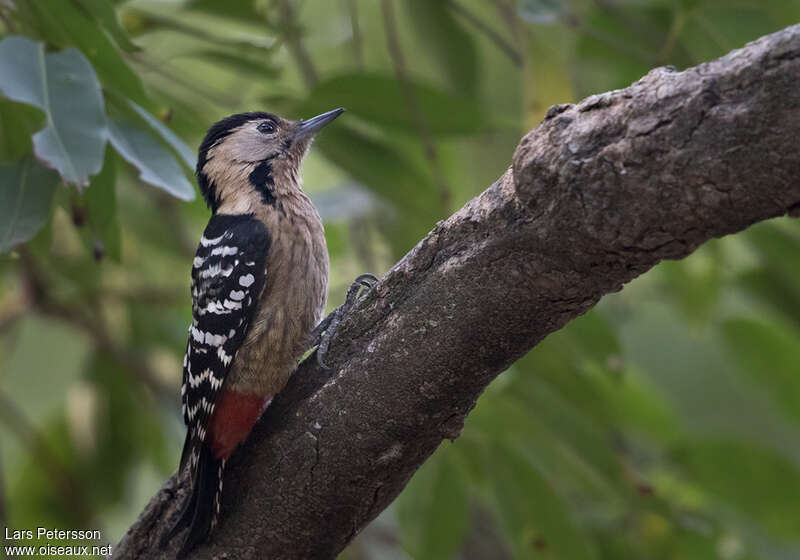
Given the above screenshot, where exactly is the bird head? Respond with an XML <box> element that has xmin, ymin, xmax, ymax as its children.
<box><xmin>196</xmin><ymin>108</ymin><xmax>344</xmax><ymax>213</ymax></box>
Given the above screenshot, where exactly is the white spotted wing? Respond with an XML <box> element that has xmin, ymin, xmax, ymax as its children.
<box><xmin>180</xmin><ymin>214</ymin><xmax>269</xmax><ymax>466</ymax></box>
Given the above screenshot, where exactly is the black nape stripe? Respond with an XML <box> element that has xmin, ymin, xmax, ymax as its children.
<box><xmin>197</xmin><ymin>171</ymin><xmax>219</xmax><ymax>213</ymax></box>
<box><xmin>248</xmin><ymin>160</ymin><xmax>277</xmax><ymax>207</ymax></box>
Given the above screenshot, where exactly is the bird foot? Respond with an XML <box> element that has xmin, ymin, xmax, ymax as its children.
<box><xmin>312</xmin><ymin>273</ymin><xmax>378</xmax><ymax>369</ymax></box>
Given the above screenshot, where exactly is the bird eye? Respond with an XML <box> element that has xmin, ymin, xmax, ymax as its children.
<box><xmin>257</xmin><ymin>121</ymin><xmax>276</xmax><ymax>134</ymax></box>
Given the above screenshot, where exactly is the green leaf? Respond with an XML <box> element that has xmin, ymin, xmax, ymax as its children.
<box><xmin>403</xmin><ymin>0</ymin><xmax>478</xmax><ymax>97</ymax></box>
<box><xmin>179</xmin><ymin>50</ymin><xmax>280</xmax><ymax>82</ymax></box>
<box><xmin>0</xmin><ymin>156</ymin><xmax>60</xmax><ymax>252</ymax></box>
<box><xmin>572</xmin><ymin>5</ymin><xmax>681</xmax><ymax>96</ymax></box>
<box><xmin>17</xmin><ymin>0</ymin><xmax>148</xmax><ymax>103</ymax></box>
<box><xmin>396</xmin><ymin>449</ymin><xmax>469</xmax><ymax>560</ymax></box>
<box><xmin>314</xmin><ymin>123</ymin><xmax>439</xmax><ymax>215</ymax></box>
<box><xmin>745</xmin><ymin>223</ymin><xmax>800</xmax><ymax>282</ymax></box>
<box><xmin>81</xmin><ymin>350</ymin><xmax>170</xmax><ymax>506</ymax></box>
<box><xmin>561</xmin><ymin>309</ymin><xmax>620</xmax><ymax>365</ymax></box>
<box><xmin>679</xmin><ymin>2</ymin><xmax>786</xmax><ymax>63</ymax></box>
<box><xmin>593</xmin><ymin>365</ymin><xmax>683</xmax><ymax>443</ymax></box>
<box><xmin>721</xmin><ymin>317</ymin><xmax>800</xmax><ymax>425</ymax></box>
<box><xmin>0</xmin><ymin>100</ymin><xmax>43</xmax><ymax>161</ymax></box>
<box><xmin>72</xmin><ymin>0</ymin><xmax>140</xmax><ymax>53</ymax></box>
<box><xmin>313</xmin><ymin>123</ymin><xmax>441</xmax><ymax>251</ymax></box>
<box><xmin>524</xmin><ymin>27</ymin><xmax>575</xmax><ymax>124</ymax></box>
<box><xmin>0</xmin><ymin>36</ymin><xmax>107</xmax><ymax>186</ymax></box>
<box><xmin>504</xmin><ymin>378</ymin><xmax>627</xmax><ymax>495</ymax></box>
<box><xmin>738</xmin><ymin>222</ymin><xmax>800</xmax><ymax>323</ymax></box>
<box><xmin>659</xmin><ymin>254</ymin><xmax>722</xmax><ymax>325</ymax></box>
<box><xmin>619</xmin><ymin>304</ymin><xmax>800</xmax><ymax>458</ymax></box>
<box><xmin>0</xmin><ymin>313</ymin><xmax>91</xmax><ymax>424</ymax></box>
<box><xmin>128</xmin><ymin>100</ymin><xmax>196</xmax><ymax>169</ymax></box>
<box><xmin>469</xmin><ymin>382</ymin><xmax>629</xmax><ymax>523</ymax></box>
<box><xmin>185</xmin><ymin>0</ymin><xmax>266</xmax><ymax>24</ymax></box>
<box><xmin>519</xmin><ymin>0</ymin><xmax>566</xmax><ymax>24</ymax></box>
<box><xmin>299</xmin><ymin>73</ymin><xmax>489</xmax><ymax>136</ymax></box>
<box><xmin>127</xmin><ymin>6</ymin><xmax>276</xmax><ymax>53</ymax></box>
<box><xmin>108</xmin><ymin>119</ymin><xmax>195</xmax><ymax>201</ymax></box>
<box><xmin>673</xmin><ymin>440</ymin><xmax>800</xmax><ymax>540</ymax></box>
<box><xmin>490</xmin><ymin>443</ymin><xmax>599</xmax><ymax>560</ymax></box>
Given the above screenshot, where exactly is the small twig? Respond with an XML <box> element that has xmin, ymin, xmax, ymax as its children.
<box><xmin>277</xmin><ymin>0</ymin><xmax>319</xmax><ymax>86</ymax></box>
<box><xmin>346</xmin><ymin>0</ymin><xmax>364</xmax><ymax>69</ymax></box>
<box><xmin>691</xmin><ymin>13</ymin><xmax>733</xmax><ymax>54</ymax></box>
<box><xmin>131</xmin><ymin>54</ymin><xmax>239</xmax><ymax>108</ymax></box>
<box><xmin>381</xmin><ymin>0</ymin><xmax>453</xmax><ymax>214</ymax></box>
<box><xmin>488</xmin><ymin>0</ymin><xmax>520</xmax><ymax>41</ymax></box>
<box><xmin>447</xmin><ymin>0</ymin><xmax>522</xmax><ymax>66</ymax></box>
<box><xmin>0</xmin><ymin>5</ymin><xmax>17</xmax><ymax>34</ymax></box>
<box><xmin>658</xmin><ymin>9</ymin><xmax>686</xmax><ymax>62</ymax></box>
<box><xmin>590</xmin><ymin>0</ymin><xmax>688</xmax><ymax>64</ymax></box>
<box><xmin>560</xmin><ymin>11</ymin><xmax>659</xmax><ymax>65</ymax></box>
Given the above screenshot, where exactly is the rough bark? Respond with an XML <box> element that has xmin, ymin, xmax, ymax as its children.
<box><xmin>115</xmin><ymin>24</ymin><xmax>800</xmax><ymax>560</ymax></box>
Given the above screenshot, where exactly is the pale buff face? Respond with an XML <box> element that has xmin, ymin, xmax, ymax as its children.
<box><xmin>201</xmin><ymin>117</ymin><xmax>313</xmax><ymax>214</ymax></box>
<box><xmin>210</xmin><ymin>117</ymin><xmax>308</xmax><ymax>164</ymax></box>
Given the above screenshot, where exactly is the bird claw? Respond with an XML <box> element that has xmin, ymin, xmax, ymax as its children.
<box><xmin>312</xmin><ymin>273</ymin><xmax>378</xmax><ymax>369</ymax></box>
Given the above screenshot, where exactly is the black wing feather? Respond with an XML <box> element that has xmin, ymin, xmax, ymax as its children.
<box><xmin>181</xmin><ymin>214</ymin><xmax>269</xmax><ymax>455</ymax></box>
<box><xmin>165</xmin><ymin>213</ymin><xmax>269</xmax><ymax>554</ymax></box>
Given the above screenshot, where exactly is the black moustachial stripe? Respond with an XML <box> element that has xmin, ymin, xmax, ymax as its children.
<box><xmin>248</xmin><ymin>160</ymin><xmax>277</xmax><ymax>207</ymax></box>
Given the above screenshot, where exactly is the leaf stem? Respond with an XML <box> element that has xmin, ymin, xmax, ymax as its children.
<box><xmin>277</xmin><ymin>0</ymin><xmax>319</xmax><ymax>86</ymax></box>
<box><xmin>447</xmin><ymin>0</ymin><xmax>522</xmax><ymax>67</ymax></box>
<box><xmin>347</xmin><ymin>0</ymin><xmax>365</xmax><ymax>70</ymax></box>
<box><xmin>381</xmin><ymin>0</ymin><xmax>452</xmax><ymax>215</ymax></box>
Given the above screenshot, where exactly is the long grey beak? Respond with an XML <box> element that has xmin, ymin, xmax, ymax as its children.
<box><xmin>295</xmin><ymin>108</ymin><xmax>345</xmax><ymax>139</ymax></box>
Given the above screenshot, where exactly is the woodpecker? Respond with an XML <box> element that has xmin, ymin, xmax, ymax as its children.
<box><xmin>163</xmin><ymin>108</ymin><xmax>346</xmax><ymax>555</ymax></box>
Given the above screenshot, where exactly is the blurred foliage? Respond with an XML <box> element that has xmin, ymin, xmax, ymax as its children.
<box><xmin>0</xmin><ymin>0</ymin><xmax>799</xmax><ymax>558</ymax></box>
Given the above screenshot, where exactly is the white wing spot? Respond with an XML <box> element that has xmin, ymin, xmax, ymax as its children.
<box><xmin>211</xmin><ymin>245</ymin><xmax>239</xmax><ymax>257</ymax></box>
<box><xmin>230</xmin><ymin>290</ymin><xmax>245</xmax><ymax>301</ymax></box>
<box><xmin>239</xmin><ymin>274</ymin><xmax>255</xmax><ymax>287</ymax></box>
<box><xmin>204</xmin><ymin>331</ymin><xmax>227</xmax><ymax>346</ymax></box>
<box><xmin>200</xmin><ymin>232</ymin><xmax>226</xmax><ymax>247</ymax></box>
<box><xmin>199</xmin><ymin>264</ymin><xmax>234</xmax><ymax>279</ymax></box>
<box><xmin>200</xmin><ymin>299</ymin><xmax>233</xmax><ymax>315</ymax></box>
<box><xmin>217</xmin><ymin>346</ymin><xmax>232</xmax><ymax>366</ymax></box>
<box><xmin>190</xmin><ymin>325</ymin><xmax>204</xmax><ymax>343</ymax></box>
<box><xmin>223</xmin><ymin>299</ymin><xmax>242</xmax><ymax>310</ymax></box>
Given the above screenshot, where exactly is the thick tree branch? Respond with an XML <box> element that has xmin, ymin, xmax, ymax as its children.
<box><xmin>116</xmin><ymin>24</ymin><xmax>800</xmax><ymax>559</ymax></box>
